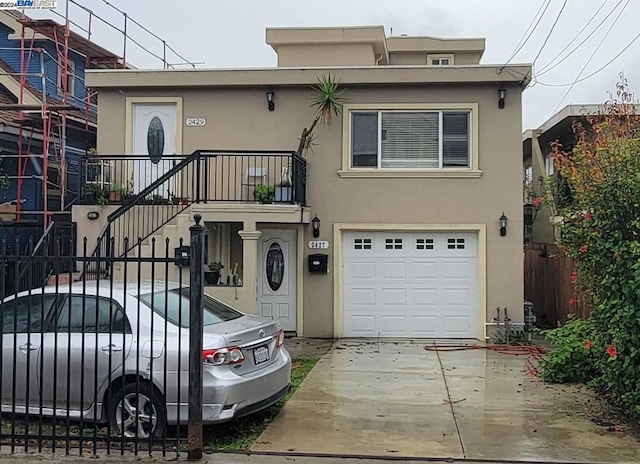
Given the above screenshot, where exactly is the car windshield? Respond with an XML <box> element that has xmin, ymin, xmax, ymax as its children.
<box><xmin>138</xmin><ymin>288</ymin><xmax>242</xmax><ymax>328</ymax></box>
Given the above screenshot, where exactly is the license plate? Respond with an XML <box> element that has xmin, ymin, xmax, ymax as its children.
<box><xmin>253</xmin><ymin>345</ymin><xmax>270</xmax><ymax>365</ymax></box>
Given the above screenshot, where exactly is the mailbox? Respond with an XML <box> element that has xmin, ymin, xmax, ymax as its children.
<box><xmin>174</xmin><ymin>246</ymin><xmax>190</xmax><ymax>267</ymax></box>
<box><xmin>308</xmin><ymin>253</ymin><xmax>328</xmax><ymax>273</ymax></box>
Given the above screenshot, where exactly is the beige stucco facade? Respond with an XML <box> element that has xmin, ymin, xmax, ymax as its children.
<box><xmin>78</xmin><ymin>26</ymin><xmax>531</xmax><ymax>339</ymax></box>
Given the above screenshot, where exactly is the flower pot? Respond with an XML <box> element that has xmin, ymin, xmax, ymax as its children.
<box><xmin>109</xmin><ymin>191</ymin><xmax>122</xmax><ymax>203</ymax></box>
<box><xmin>204</xmin><ymin>271</ymin><xmax>220</xmax><ymax>285</ymax></box>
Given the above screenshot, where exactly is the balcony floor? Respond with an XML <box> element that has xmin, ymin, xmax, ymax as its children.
<box><xmin>190</xmin><ymin>202</ymin><xmax>312</xmax><ymax>224</ymax></box>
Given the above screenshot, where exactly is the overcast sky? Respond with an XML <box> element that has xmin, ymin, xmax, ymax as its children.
<box><xmin>38</xmin><ymin>0</ymin><xmax>640</xmax><ymax>130</ymax></box>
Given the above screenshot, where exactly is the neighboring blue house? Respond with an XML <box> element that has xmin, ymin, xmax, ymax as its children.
<box><xmin>0</xmin><ymin>10</ymin><xmax>124</xmax><ymax>295</ymax></box>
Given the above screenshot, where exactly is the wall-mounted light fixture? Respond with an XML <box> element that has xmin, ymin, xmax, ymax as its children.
<box><xmin>499</xmin><ymin>212</ymin><xmax>508</xmax><ymax>237</ymax></box>
<box><xmin>266</xmin><ymin>90</ymin><xmax>275</xmax><ymax>111</ymax></box>
<box><xmin>498</xmin><ymin>87</ymin><xmax>507</xmax><ymax>109</ymax></box>
<box><xmin>87</xmin><ymin>211</ymin><xmax>100</xmax><ymax>220</ymax></box>
<box><xmin>312</xmin><ymin>214</ymin><xmax>320</xmax><ymax>238</ymax></box>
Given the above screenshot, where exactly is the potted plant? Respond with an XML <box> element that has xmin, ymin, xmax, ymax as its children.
<box><xmin>205</xmin><ymin>262</ymin><xmax>224</xmax><ymax>285</ymax></box>
<box><xmin>109</xmin><ymin>182</ymin><xmax>132</xmax><ymax>203</ymax></box>
<box><xmin>81</xmin><ymin>184</ymin><xmax>109</xmax><ymax>206</ymax></box>
<box><xmin>253</xmin><ymin>184</ymin><xmax>275</xmax><ymax>203</ymax></box>
<box><xmin>169</xmin><ymin>191</ymin><xmax>190</xmax><ymax>206</ymax></box>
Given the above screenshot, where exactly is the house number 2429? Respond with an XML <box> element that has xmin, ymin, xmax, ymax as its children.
<box><xmin>186</xmin><ymin>118</ymin><xmax>206</xmax><ymax>127</ymax></box>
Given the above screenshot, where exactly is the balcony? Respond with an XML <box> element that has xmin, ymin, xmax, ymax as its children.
<box><xmin>78</xmin><ymin>151</ymin><xmax>307</xmax><ymax>207</ymax></box>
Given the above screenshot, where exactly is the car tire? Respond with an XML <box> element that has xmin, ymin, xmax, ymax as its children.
<box><xmin>108</xmin><ymin>382</ymin><xmax>166</xmax><ymax>439</ymax></box>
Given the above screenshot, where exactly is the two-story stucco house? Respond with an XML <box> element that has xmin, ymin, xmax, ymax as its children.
<box><xmin>74</xmin><ymin>26</ymin><xmax>532</xmax><ymax>340</ymax></box>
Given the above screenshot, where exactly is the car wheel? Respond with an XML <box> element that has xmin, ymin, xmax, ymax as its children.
<box><xmin>109</xmin><ymin>382</ymin><xmax>166</xmax><ymax>439</ymax></box>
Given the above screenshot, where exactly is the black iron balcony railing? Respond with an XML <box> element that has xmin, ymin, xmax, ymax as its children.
<box><xmin>79</xmin><ymin>150</ymin><xmax>306</xmax><ymax>279</ymax></box>
<box><xmin>78</xmin><ymin>151</ymin><xmax>306</xmax><ymax>206</ymax></box>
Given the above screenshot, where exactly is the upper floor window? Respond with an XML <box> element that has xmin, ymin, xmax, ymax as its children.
<box><xmin>427</xmin><ymin>54</ymin><xmax>454</xmax><ymax>66</ymax></box>
<box><xmin>57</xmin><ymin>61</ymin><xmax>75</xmax><ymax>97</ymax></box>
<box><xmin>351</xmin><ymin>110</ymin><xmax>471</xmax><ymax>169</ymax></box>
<box><xmin>545</xmin><ymin>153</ymin><xmax>554</xmax><ymax>176</ymax></box>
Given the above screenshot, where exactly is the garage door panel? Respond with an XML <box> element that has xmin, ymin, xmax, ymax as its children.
<box><xmin>381</xmin><ymin>288</ymin><xmax>407</xmax><ymax>305</ymax></box>
<box><xmin>379</xmin><ymin>315</ymin><xmax>409</xmax><ymax>336</ymax></box>
<box><xmin>347</xmin><ymin>287</ymin><xmax>377</xmax><ymax>307</ymax></box>
<box><xmin>343</xmin><ymin>232</ymin><xmax>478</xmax><ymax>338</ymax></box>
<box><xmin>412</xmin><ymin>288</ymin><xmax>438</xmax><ymax>305</ymax></box>
<box><xmin>381</xmin><ymin>261</ymin><xmax>408</xmax><ymax>279</ymax></box>
<box><xmin>411</xmin><ymin>261</ymin><xmax>439</xmax><ymax>279</ymax></box>
<box><xmin>346</xmin><ymin>314</ymin><xmax>376</xmax><ymax>336</ymax></box>
<box><xmin>345</xmin><ymin>261</ymin><xmax>376</xmax><ymax>282</ymax></box>
<box><xmin>443</xmin><ymin>287</ymin><xmax>476</xmax><ymax>306</ymax></box>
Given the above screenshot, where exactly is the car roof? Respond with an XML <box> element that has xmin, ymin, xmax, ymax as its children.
<box><xmin>12</xmin><ymin>280</ymin><xmax>184</xmax><ymax>299</ymax></box>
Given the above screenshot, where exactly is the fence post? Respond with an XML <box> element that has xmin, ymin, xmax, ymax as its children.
<box><xmin>188</xmin><ymin>214</ymin><xmax>205</xmax><ymax>459</ymax></box>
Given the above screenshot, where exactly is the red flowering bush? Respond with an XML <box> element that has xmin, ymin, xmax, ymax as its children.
<box><xmin>541</xmin><ymin>78</ymin><xmax>640</xmax><ymax>416</ymax></box>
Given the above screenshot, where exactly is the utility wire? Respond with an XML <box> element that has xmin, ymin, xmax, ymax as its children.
<box><xmin>532</xmin><ymin>0</ymin><xmax>570</xmax><ymax>67</ymax></box>
<box><xmin>500</xmin><ymin>0</ymin><xmax>552</xmax><ymax>70</ymax></box>
<box><xmin>536</xmin><ymin>0</ymin><xmax>616</xmax><ymax>75</ymax></box>
<box><xmin>537</xmin><ymin>30</ymin><xmax>639</xmax><ymax>88</ymax></box>
<box><xmin>548</xmin><ymin>0</ymin><xmax>631</xmax><ymax>112</ymax></box>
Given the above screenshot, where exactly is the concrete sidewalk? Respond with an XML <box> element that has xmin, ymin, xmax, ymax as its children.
<box><xmin>252</xmin><ymin>340</ymin><xmax>640</xmax><ymax>463</ymax></box>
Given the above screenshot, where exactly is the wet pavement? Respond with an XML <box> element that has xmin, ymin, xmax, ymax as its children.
<box><xmin>252</xmin><ymin>340</ymin><xmax>640</xmax><ymax>463</ymax></box>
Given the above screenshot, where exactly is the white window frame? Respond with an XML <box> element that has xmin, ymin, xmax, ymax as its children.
<box><xmin>427</xmin><ymin>54</ymin><xmax>454</xmax><ymax>66</ymax></box>
<box><xmin>57</xmin><ymin>61</ymin><xmax>75</xmax><ymax>97</ymax></box>
<box><xmin>343</xmin><ymin>104</ymin><xmax>480</xmax><ymax>178</ymax></box>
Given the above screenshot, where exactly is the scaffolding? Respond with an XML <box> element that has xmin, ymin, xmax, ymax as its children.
<box><xmin>0</xmin><ymin>0</ymin><xmax>196</xmax><ymax>232</ymax></box>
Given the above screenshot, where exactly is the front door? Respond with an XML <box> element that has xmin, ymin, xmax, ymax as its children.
<box><xmin>132</xmin><ymin>103</ymin><xmax>177</xmax><ymax>197</ymax></box>
<box><xmin>258</xmin><ymin>230</ymin><xmax>297</xmax><ymax>332</ymax></box>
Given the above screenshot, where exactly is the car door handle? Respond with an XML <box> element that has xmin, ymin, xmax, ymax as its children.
<box><xmin>18</xmin><ymin>343</ymin><xmax>38</xmax><ymax>351</ymax></box>
<box><xmin>101</xmin><ymin>344</ymin><xmax>123</xmax><ymax>353</ymax></box>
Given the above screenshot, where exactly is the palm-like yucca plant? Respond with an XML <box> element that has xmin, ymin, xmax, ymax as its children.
<box><xmin>296</xmin><ymin>74</ymin><xmax>346</xmax><ymax>156</ymax></box>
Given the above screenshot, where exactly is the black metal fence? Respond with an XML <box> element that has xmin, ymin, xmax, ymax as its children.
<box><xmin>0</xmin><ymin>219</ymin><xmax>208</xmax><ymax>458</ymax></box>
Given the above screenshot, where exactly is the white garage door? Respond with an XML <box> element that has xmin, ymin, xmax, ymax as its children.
<box><xmin>342</xmin><ymin>231</ymin><xmax>478</xmax><ymax>338</ymax></box>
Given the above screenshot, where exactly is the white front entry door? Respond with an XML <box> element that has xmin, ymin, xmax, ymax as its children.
<box><xmin>132</xmin><ymin>103</ymin><xmax>177</xmax><ymax>196</ymax></box>
<box><xmin>342</xmin><ymin>231</ymin><xmax>478</xmax><ymax>338</ymax></box>
<box><xmin>258</xmin><ymin>230</ymin><xmax>297</xmax><ymax>332</ymax></box>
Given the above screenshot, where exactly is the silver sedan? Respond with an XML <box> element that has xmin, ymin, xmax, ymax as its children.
<box><xmin>0</xmin><ymin>281</ymin><xmax>292</xmax><ymax>438</ymax></box>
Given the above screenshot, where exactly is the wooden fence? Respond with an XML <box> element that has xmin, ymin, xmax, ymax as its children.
<box><xmin>524</xmin><ymin>243</ymin><xmax>591</xmax><ymax>328</ymax></box>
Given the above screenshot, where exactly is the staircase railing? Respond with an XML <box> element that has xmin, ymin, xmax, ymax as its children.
<box><xmin>80</xmin><ymin>150</ymin><xmax>306</xmax><ymax>279</ymax></box>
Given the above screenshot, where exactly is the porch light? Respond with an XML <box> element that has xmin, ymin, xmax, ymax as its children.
<box><xmin>266</xmin><ymin>90</ymin><xmax>275</xmax><ymax>111</ymax></box>
<box><xmin>312</xmin><ymin>214</ymin><xmax>320</xmax><ymax>238</ymax></box>
<box><xmin>498</xmin><ymin>87</ymin><xmax>507</xmax><ymax>109</ymax></box>
<box><xmin>499</xmin><ymin>212</ymin><xmax>508</xmax><ymax>237</ymax></box>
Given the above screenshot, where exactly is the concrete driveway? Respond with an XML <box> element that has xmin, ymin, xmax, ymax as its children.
<box><xmin>252</xmin><ymin>340</ymin><xmax>640</xmax><ymax>463</ymax></box>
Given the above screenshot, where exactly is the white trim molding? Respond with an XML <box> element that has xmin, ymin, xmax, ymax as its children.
<box><xmin>341</xmin><ymin>103</ymin><xmax>480</xmax><ymax>177</ymax></box>
<box><xmin>124</xmin><ymin>96</ymin><xmax>184</xmax><ymax>155</ymax></box>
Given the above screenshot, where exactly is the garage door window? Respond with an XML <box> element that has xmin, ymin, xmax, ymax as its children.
<box><xmin>416</xmin><ymin>238</ymin><xmax>434</xmax><ymax>250</ymax></box>
<box><xmin>385</xmin><ymin>238</ymin><xmax>403</xmax><ymax>250</ymax></box>
<box><xmin>447</xmin><ymin>238</ymin><xmax>466</xmax><ymax>249</ymax></box>
<box><xmin>354</xmin><ymin>238</ymin><xmax>372</xmax><ymax>250</ymax></box>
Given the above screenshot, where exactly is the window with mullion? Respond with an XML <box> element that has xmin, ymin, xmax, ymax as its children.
<box><xmin>350</xmin><ymin>110</ymin><xmax>470</xmax><ymax>169</ymax></box>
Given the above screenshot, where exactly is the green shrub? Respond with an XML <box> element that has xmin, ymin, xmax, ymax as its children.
<box><xmin>543</xmin><ymin>78</ymin><xmax>640</xmax><ymax>417</ymax></box>
<box><xmin>541</xmin><ymin>317</ymin><xmax>598</xmax><ymax>384</ymax></box>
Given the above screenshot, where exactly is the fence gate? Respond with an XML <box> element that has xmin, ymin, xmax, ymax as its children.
<box><xmin>0</xmin><ymin>225</ymin><xmax>205</xmax><ymax>458</ymax></box>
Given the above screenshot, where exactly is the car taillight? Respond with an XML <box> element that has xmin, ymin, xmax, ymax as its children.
<box><xmin>276</xmin><ymin>329</ymin><xmax>285</xmax><ymax>348</ymax></box>
<box><xmin>202</xmin><ymin>347</ymin><xmax>245</xmax><ymax>365</ymax></box>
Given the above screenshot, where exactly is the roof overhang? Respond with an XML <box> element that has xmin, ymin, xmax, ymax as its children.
<box><xmin>86</xmin><ymin>64</ymin><xmax>532</xmax><ymax>89</ymax></box>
